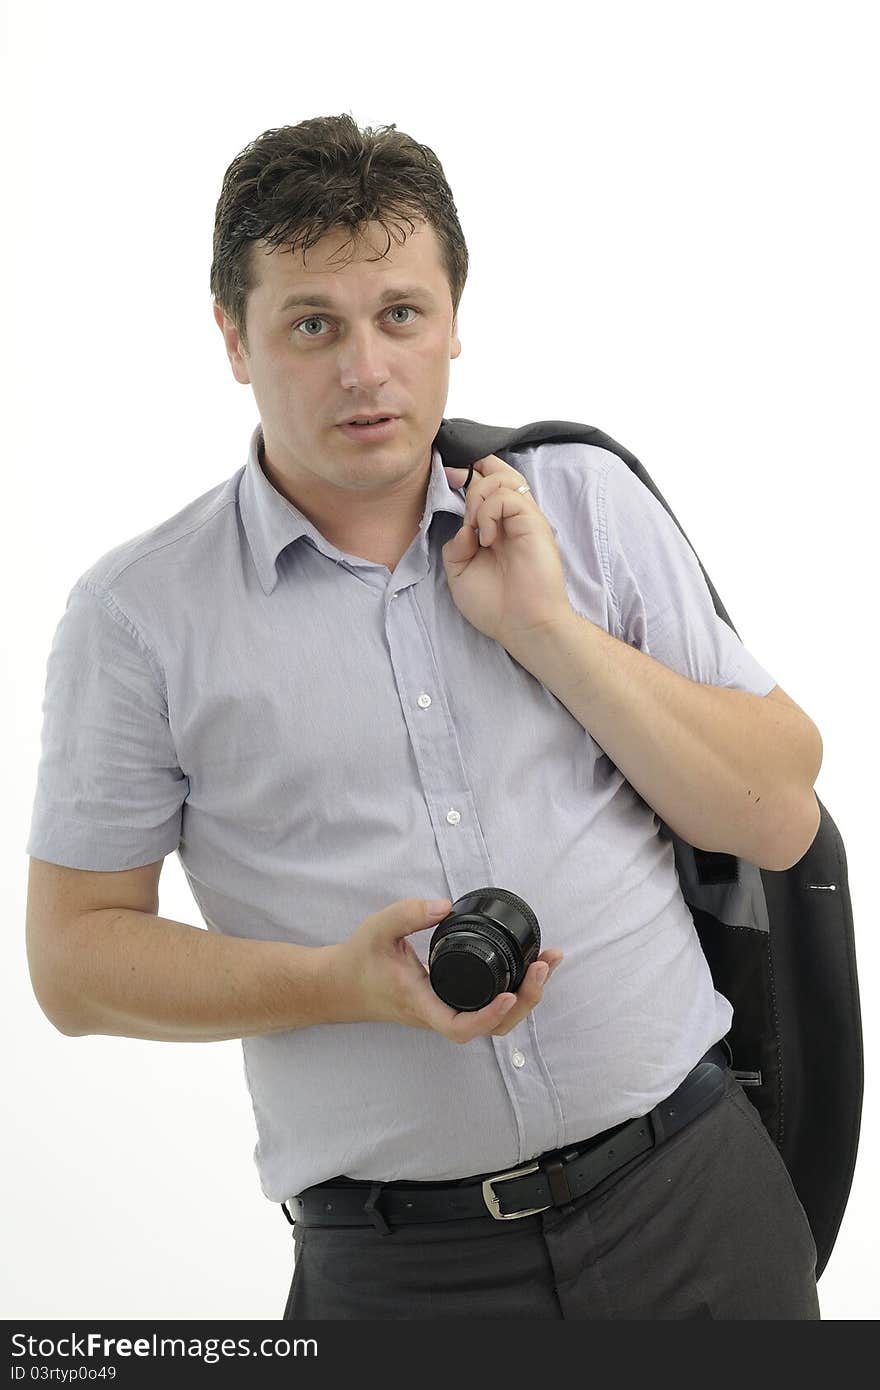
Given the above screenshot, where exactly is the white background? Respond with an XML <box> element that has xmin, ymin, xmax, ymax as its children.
<box><xmin>3</xmin><ymin>0</ymin><xmax>877</xmax><ymax>1321</ymax></box>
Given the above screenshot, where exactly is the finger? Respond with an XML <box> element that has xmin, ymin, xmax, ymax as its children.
<box><xmin>463</xmin><ymin>484</ymin><xmax>493</xmax><ymax>540</ymax></box>
<box><xmin>487</xmin><ymin>960</ymin><xmax>553</xmax><ymax>1036</ymax></box>
<box><xmin>461</xmin><ymin>464</ymin><xmax>531</xmax><ymax>519</ymax></box>
<box><xmin>367</xmin><ymin>898</ymin><xmax>453</xmax><ymax>954</ymax></box>
<box><xmin>523</xmin><ymin>959</ymin><xmax>552</xmax><ymax>993</ymax></box>
<box><xmin>463</xmin><ymin>473</ymin><xmax>519</xmax><ymax>527</ymax></box>
<box><xmin>429</xmin><ymin>952</ymin><xmax>560</xmax><ymax>1043</ymax></box>
<box><xmin>469</xmin><ymin>453</ymin><xmax>523</xmax><ymax>480</ymax></box>
<box><xmin>469</xmin><ymin>485</ymin><xmax>536</xmax><ymax>546</ymax></box>
<box><xmin>445</xmin><ymin>992</ymin><xmax>517</xmax><ymax>1044</ymax></box>
<box><xmin>461</xmin><ymin>478</ymin><xmax>490</xmax><ymax>529</ymax></box>
<box><xmin>412</xmin><ymin>958</ymin><xmax>522</xmax><ymax>1039</ymax></box>
<box><xmin>443</xmin><ymin>516</ymin><xmax>478</xmax><ymax>564</ymax></box>
<box><xmin>443</xmin><ymin>465</ymin><xmax>471</xmax><ymax>491</ymax></box>
<box><xmin>444</xmin><ymin>455</ymin><xmax>516</xmax><ymax>495</ymax></box>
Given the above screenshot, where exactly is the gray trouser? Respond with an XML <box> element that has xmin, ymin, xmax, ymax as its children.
<box><xmin>282</xmin><ymin>1067</ymin><xmax>820</xmax><ymax>1320</ymax></box>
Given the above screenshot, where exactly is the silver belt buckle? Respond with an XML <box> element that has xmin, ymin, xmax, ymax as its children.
<box><xmin>482</xmin><ymin>1161</ymin><xmax>551</xmax><ymax>1220</ymax></box>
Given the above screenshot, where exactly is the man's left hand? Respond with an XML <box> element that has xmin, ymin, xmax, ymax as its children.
<box><xmin>441</xmin><ymin>454</ymin><xmax>575</xmax><ymax>650</ymax></box>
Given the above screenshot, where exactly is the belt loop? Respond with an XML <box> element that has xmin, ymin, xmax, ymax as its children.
<box><xmin>541</xmin><ymin>1156</ymin><xmax>574</xmax><ymax>1207</ymax></box>
<box><xmin>648</xmin><ymin>1103</ymin><xmax>667</xmax><ymax>1147</ymax></box>
<box><xmin>363</xmin><ymin>1184</ymin><xmax>393</xmax><ymax>1236</ymax></box>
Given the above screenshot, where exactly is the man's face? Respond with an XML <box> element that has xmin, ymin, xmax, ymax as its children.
<box><xmin>213</xmin><ymin>218</ymin><xmax>461</xmax><ymax>524</ymax></box>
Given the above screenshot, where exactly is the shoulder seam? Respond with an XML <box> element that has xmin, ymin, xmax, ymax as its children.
<box><xmin>74</xmin><ymin>578</ymin><xmax>168</xmax><ymax>702</ymax></box>
<box><xmin>98</xmin><ymin>491</ymin><xmax>239</xmax><ymax>590</ymax></box>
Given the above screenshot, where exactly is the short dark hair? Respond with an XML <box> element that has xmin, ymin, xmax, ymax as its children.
<box><xmin>210</xmin><ymin>113</ymin><xmax>469</xmax><ymax>355</ymax></box>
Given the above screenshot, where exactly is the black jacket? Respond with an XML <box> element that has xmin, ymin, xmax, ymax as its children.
<box><xmin>435</xmin><ymin>414</ymin><xmax>863</xmax><ymax>1280</ymax></box>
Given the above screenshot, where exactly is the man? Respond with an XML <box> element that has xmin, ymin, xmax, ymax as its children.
<box><xmin>26</xmin><ymin>116</ymin><xmax>823</xmax><ymax>1319</ymax></box>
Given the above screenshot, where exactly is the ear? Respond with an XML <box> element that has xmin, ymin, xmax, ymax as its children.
<box><xmin>213</xmin><ymin>303</ymin><xmax>251</xmax><ymax>386</ymax></box>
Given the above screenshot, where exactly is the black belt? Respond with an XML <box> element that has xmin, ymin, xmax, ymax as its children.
<box><xmin>283</xmin><ymin>1042</ymin><xmax>730</xmax><ymax>1234</ymax></box>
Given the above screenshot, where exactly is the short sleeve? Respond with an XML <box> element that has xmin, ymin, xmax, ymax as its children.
<box><xmin>597</xmin><ymin>455</ymin><xmax>777</xmax><ymax>695</ymax></box>
<box><xmin>26</xmin><ymin>580</ymin><xmax>188</xmax><ymax>870</ymax></box>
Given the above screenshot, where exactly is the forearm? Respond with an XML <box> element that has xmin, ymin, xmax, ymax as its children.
<box><xmin>508</xmin><ymin>612</ymin><xmax>821</xmax><ymax>871</ymax></box>
<box><xmin>40</xmin><ymin>907</ymin><xmax>339</xmax><ymax>1042</ymax></box>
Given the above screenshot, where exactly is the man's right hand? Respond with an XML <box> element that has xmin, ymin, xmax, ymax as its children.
<box><xmin>325</xmin><ymin>898</ymin><xmax>563</xmax><ymax>1043</ymax></box>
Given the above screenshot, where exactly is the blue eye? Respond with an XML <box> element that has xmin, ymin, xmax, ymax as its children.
<box><xmin>293</xmin><ymin>305</ymin><xmax>420</xmax><ymax>337</ymax></box>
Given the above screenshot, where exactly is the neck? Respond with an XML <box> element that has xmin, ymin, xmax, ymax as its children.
<box><xmin>259</xmin><ymin>437</ymin><xmax>428</xmax><ymax>570</ymax></box>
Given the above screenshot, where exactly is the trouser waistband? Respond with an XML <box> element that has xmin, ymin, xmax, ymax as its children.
<box><xmin>282</xmin><ymin>1042</ymin><xmax>731</xmax><ymax>1234</ymax></box>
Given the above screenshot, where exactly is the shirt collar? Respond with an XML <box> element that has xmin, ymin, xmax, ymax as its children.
<box><xmin>239</xmin><ymin>420</ymin><xmax>467</xmax><ymax>595</ymax></box>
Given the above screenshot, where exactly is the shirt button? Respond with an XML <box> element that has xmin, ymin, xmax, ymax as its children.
<box><xmin>417</xmin><ymin>693</ymin><xmax>432</xmax><ymax>708</ymax></box>
<box><xmin>512</xmin><ymin>1050</ymin><xmax>526</xmax><ymax>1068</ymax></box>
<box><xmin>446</xmin><ymin>809</ymin><xmax>461</xmax><ymax>825</ymax></box>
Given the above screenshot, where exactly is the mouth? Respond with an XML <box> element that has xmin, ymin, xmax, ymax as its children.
<box><xmin>337</xmin><ymin>416</ymin><xmax>400</xmax><ymax>441</ymax></box>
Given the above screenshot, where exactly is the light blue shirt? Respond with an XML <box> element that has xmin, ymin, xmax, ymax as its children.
<box><xmin>27</xmin><ymin>421</ymin><xmax>776</xmax><ymax>1201</ymax></box>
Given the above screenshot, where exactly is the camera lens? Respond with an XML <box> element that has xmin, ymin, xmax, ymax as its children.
<box><xmin>428</xmin><ymin>887</ymin><xmax>541</xmax><ymax>1011</ymax></box>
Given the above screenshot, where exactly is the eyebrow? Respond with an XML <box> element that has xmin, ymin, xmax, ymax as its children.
<box><xmin>276</xmin><ymin>284</ymin><xmax>438</xmax><ymax>315</ymax></box>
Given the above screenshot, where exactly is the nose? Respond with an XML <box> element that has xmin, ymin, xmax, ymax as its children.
<box><xmin>338</xmin><ymin>327</ymin><xmax>392</xmax><ymax>392</ymax></box>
